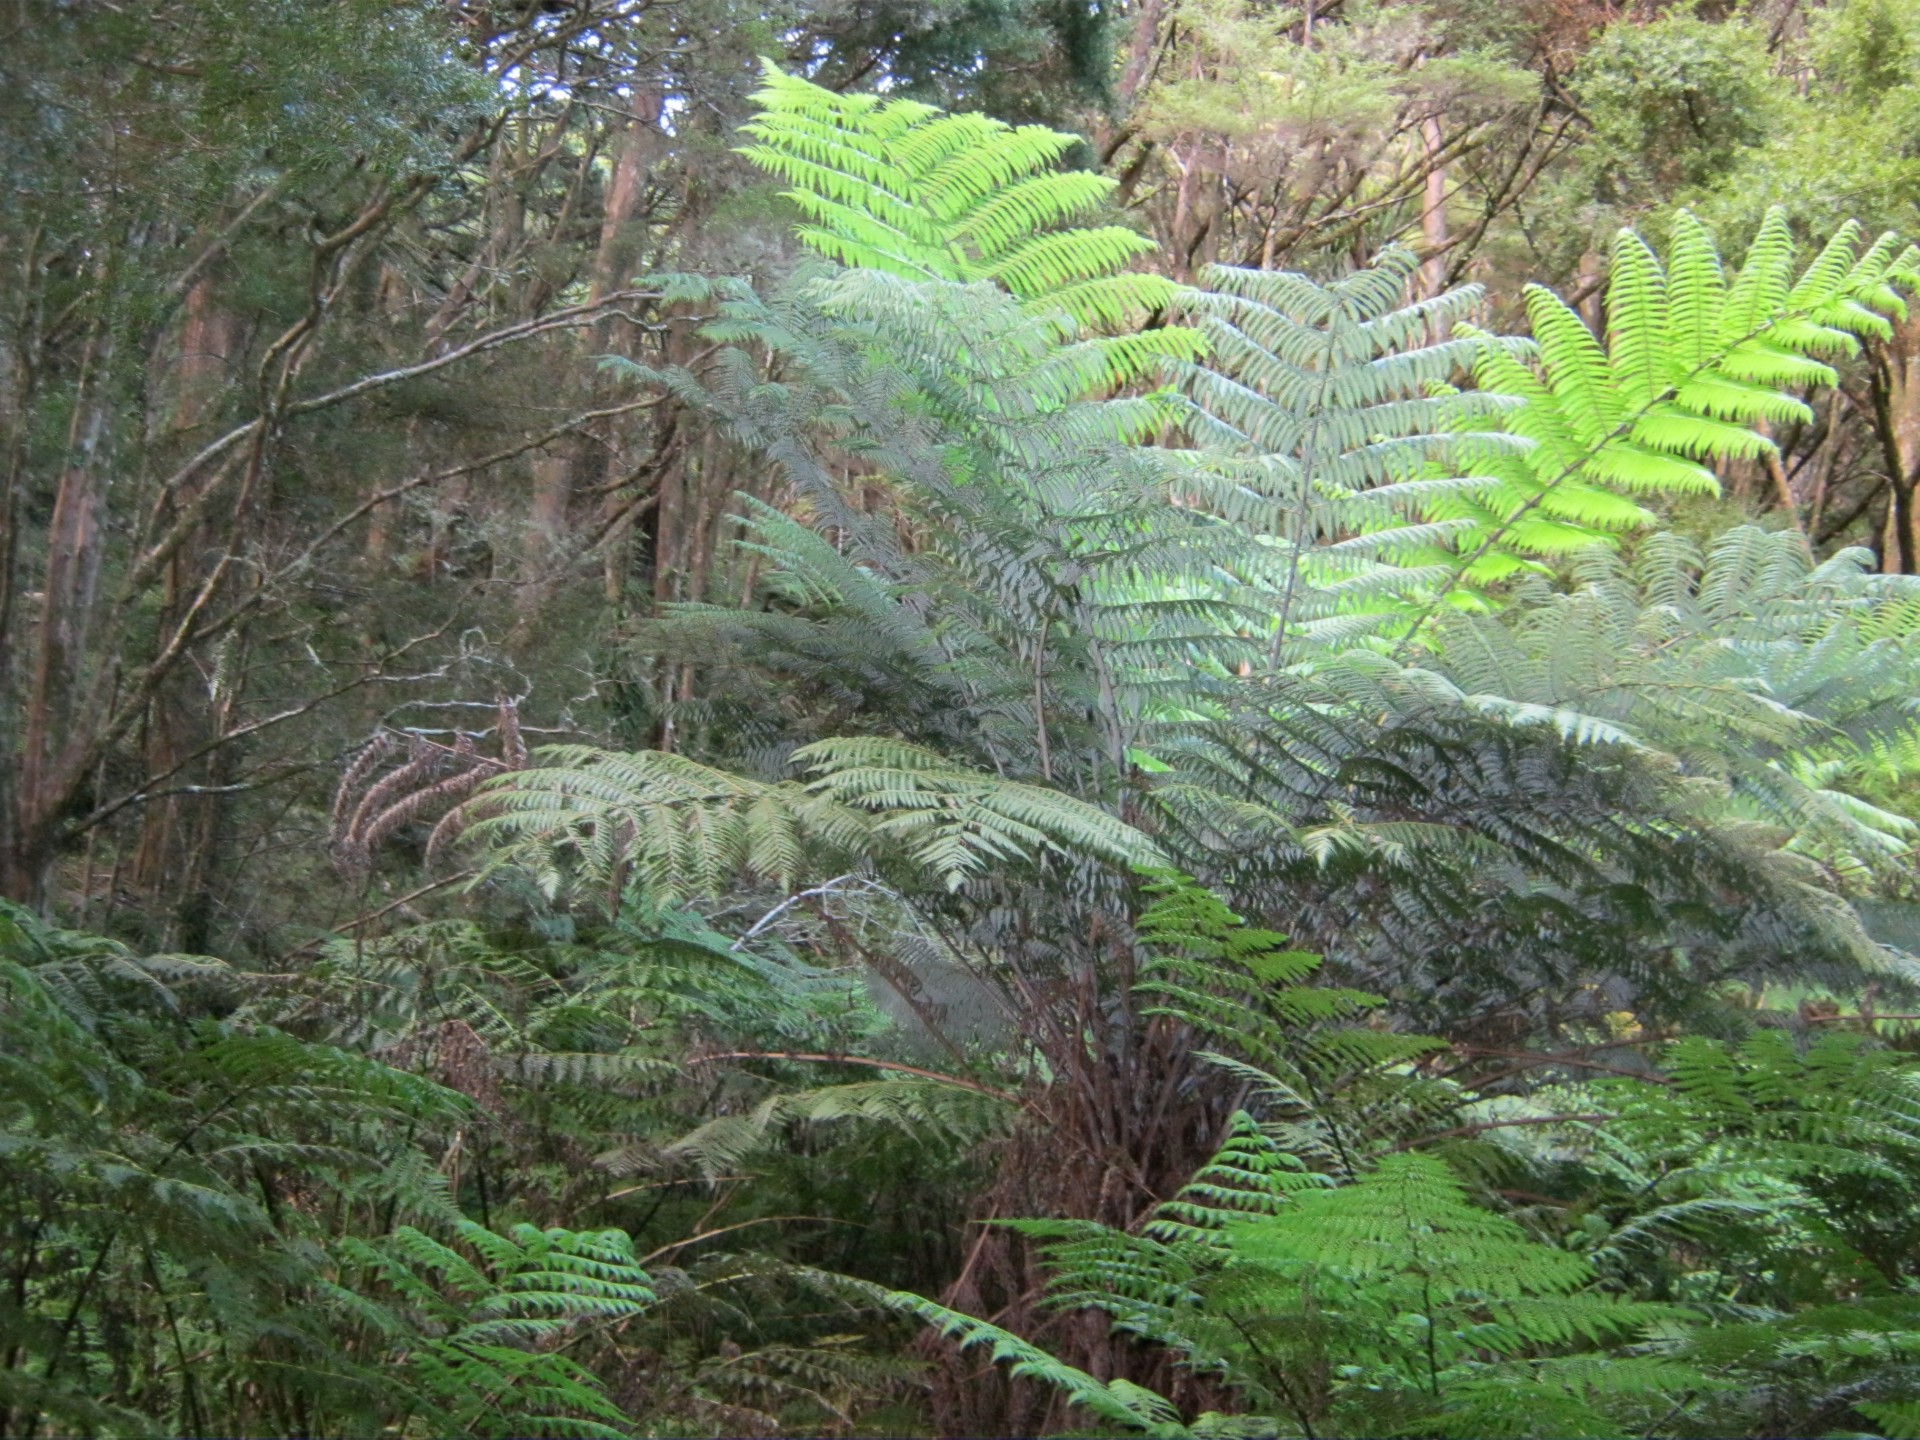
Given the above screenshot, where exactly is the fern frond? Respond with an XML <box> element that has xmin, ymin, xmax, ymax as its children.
<box><xmin>741</xmin><ymin>61</ymin><xmax>1198</xmax><ymax>375</ymax></box>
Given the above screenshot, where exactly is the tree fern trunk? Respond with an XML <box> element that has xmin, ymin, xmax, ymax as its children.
<box><xmin>929</xmin><ymin>992</ymin><xmax>1237</xmax><ymax>1435</ymax></box>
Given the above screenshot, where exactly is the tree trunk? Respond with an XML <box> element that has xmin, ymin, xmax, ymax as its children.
<box><xmin>1420</xmin><ymin>115</ymin><xmax>1449</xmax><ymax>300</ymax></box>
<box><xmin>593</xmin><ymin>87</ymin><xmax>665</xmax><ymax>606</ymax></box>
<box><xmin>1868</xmin><ymin>313</ymin><xmax>1920</xmax><ymax>573</ymax></box>
<box><xmin>11</xmin><ymin>333</ymin><xmax>114</xmax><ymax>907</ymax></box>
<box><xmin>129</xmin><ymin>280</ymin><xmax>242</xmax><ymax>935</ymax></box>
<box><xmin>517</xmin><ymin>87</ymin><xmax>663</xmax><ymax>617</ymax></box>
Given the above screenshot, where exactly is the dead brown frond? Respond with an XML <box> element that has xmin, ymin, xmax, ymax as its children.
<box><xmin>329</xmin><ymin>696</ymin><xmax>526</xmax><ymax>877</ymax></box>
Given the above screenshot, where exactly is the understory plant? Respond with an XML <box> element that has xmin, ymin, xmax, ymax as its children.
<box><xmin>892</xmin><ymin>884</ymin><xmax>1920</xmax><ymax>1438</ymax></box>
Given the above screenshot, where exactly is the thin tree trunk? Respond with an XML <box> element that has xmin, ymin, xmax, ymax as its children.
<box><xmin>131</xmin><ymin>281</ymin><xmax>240</xmax><ymax>927</ymax></box>
<box><xmin>593</xmin><ymin>87</ymin><xmax>664</xmax><ymax>605</ymax></box>
<box><xmin>1868</xmin><ymin>318</ymin><xmax>1920</xmax><ymax>572</ymax></box>
<box><xmin>1420</xmin><ymin>116</ymin><xmax>1449</xmax><ymax>299</ymax></box>
<box><xmin>1116</xmin><ymin>0</ymin><xmax>1165</xmax><ymax>118</ymax></box>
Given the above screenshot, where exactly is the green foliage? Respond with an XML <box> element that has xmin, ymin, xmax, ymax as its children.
<box><xmin>1572</xmin><ymin>14</ymin><xmax>1776</xmax><ymax>201</ymax></box>
<box><xmin>27</xmin><ymin>24</ymin><xmax>1920</xmax><ymax>1438</ymax></box>
<box><xmin>817</xmin><ymin>1270</ymin><xmax>1193</xmax><ymax>1438</ymax></box>
<box><xmin>1164</xmin><ymin>210</ymin><xmax>1920</xmax><ymax>653</ymax></box>
<box><xmin>0</xmin><ymin>902</ymin><xmax>434</xmax><ymax>1436</ymax></box>
<box><xmin>1463</xmin><ymin>1028</ymin><xmax>1920</xmax><ymax>1436</ymax></box>
<box><xmin>334</xmin><ymin>1221</ymin><xmax>655</xmax><ymax>1439</ymax></box>
<box><xmin>1482</xmin><ymin>1028</ymin><xmax>1920</xmax><ymax>1274</ymax></box>
<box><xmin>7</xmin><ymin>0</ymin><xmax>482</xmax><ymax>206</ymax></box>
<box><xmin>1187</xmin><ymin>1151</ymin><xmax>1690</xmax><ymax>1438</ymax></box>
<box><xmin>660</xmin><ymin>1074</ymin><xmax>1010</xmax><ymax>1180</ymax></box>
<box><xmin>741</xmin><ymin>62</ymin><xmax>1189</xmax><ymax>340</ymax></box>
<box><xmin>790</xmin><ymin>0</ymin><xmax>1120</xmax><ymax>121</ymax></box>
<box><xmin>1426</xmin><ymin>526</ymin><xmax>1920</xmax><ymax>879</ymax></box>
<box><xmin>1167</xmin><ymin>247</ymin><xmax>1517</xmax><ymax>649</ymax></box>
<box><xmin>984</xmin><ymin>1120</ymin><xmax>1699</xmax><ymax>1436</ymax></box>
<box><xmin>1000</xmin><ymin>880</ymin><xmax>1692</xmax><ymax>1437</ymax></box>
<box><xmin>1686</xmin><ymin>1298</ymin><xmax>1920</xmax><ymax>1438</ymax></box>
<box><xmin>1</xmin><ymin>891</ymin><xmax>954</xmax><ymax>1438</ymax></box>
<box><xmin>460</xmin><ymin>745</ymin><xmax>864</xmax><ymax>903</ymax></box>
<box><xmin>1437</xmin><ymin>210</ymin><xmax>1920</xmax><ymax>586</ymax></box>
<box><xmin>1152</xmin><ymin>636</ymin><xmax>1911</xmax><ymax>1044</ymax></box>
<box><xmin>802</xmin><ymin>735</ymin><xmax>1164</xmax><ymax>886</ymax></box>
<box><xmin>606</xmin><ymin>97</ymin><xmax>1920</xmax><ymax>1079</ymax></box>
<box><xmin>1106</xmin><ymin>218</ymin><xmax>1920</xmax><ymax>1044</ymax></box>
<box><xmin>464</xmin><ymin>735</ymin><xmax>1162</xmax><ymax>902</ymax></box>
<box><xmin>624</xmin><ymin>260</ymin><xmax>1266</xmax><ymax>721</ymax></box>
<box><xmin>1632</xmin><ymin>0</ymin><xmax>1920</xmax><ymax>243</ymax></box>
<box><xmin>1130</xmin><ymin>874</ymin><xmax>1446</xmax><ymax>1173</ymax></box>
<box><xmin>1823</xmin><ymin>0</ymin><xmax>1920</xmax><ymax>103</ymax></box>
<box><xmin>906</xmin><ymin>888</ymin><xmax>1920</xmax><ymax>1437</ymax></box>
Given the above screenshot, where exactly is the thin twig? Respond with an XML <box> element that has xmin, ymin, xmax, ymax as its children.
<box><xmin>687</xmin><ymin>1051</ymin><xmax>1020</xmax><ymax>1105</ymax></box>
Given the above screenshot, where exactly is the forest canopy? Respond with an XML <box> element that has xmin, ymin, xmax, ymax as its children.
<box><xmin>12</xmin><ymin>1</ymin><xmax>1920</xmax><ymax>1436</ymax></box>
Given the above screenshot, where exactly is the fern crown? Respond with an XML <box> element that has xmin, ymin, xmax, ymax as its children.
<box><xmin>741</xmin><ymin>62</ymin><xmax>1189</xmax><ymax>339</ymax></box>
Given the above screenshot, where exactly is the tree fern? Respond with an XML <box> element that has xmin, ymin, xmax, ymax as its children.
<box><xmin>871</xmin><ymin>878</ymin><xmax>1697</xmax><ymax>1435</ymax></box>
<box><xmin>459</xmin><ymin>737</ymin><xmax>1163</xmax><ymax>902</ymax></box>
<box><xmin>741</xmin><ymin>62</ymin><xmax>1192</xmax><ymax>348</ymax></box>
<box><xmin>1</xmin><ymin>904</ymin><xmax>684</xmax><ymax>1439</ymax></box>
<box><xmin>652</xmin><ymin>1074</ymin><xmax>1010</xmax><ymax>1180</ymax></box>
<box><xmin>577</xmin><ymin>82</ymin><xmax>1920</xmax><ymax>1433</ymax></box>
<box><xmin>799</xmin><ymin>735</ymin><xmax>1164</xmax><ymax>887</ymax></box>
<box><xmin>0</xmin><ymin>904</ymin><xmax>481</xmax><ymax>1438</ymax></box>
<box><xmin>456</xmin><ymin>744</ymin><xmax>869</xmax><ymax>904</ymax></box>
<box><xmin>1193</xmin><ymin>1149</ymin><xmax>1688</xmax><ymax>1439</ymax></box>
<box><xmin>1386</xmin><ymin>526</ymin><xmax>1920</xmax><ymax>900</ymax></box>
<box><xmin>1447</xmin><ymin>1028</ymin><xmax>1920</xmax><ymax>1436</ymax></box>
<box><xmin>1148</xmin><ymin>532</ymin><xmax>1920</xmax><ymax>1039</ymax></box>
<box><xmin>1428</xmin><ymin>211</ymin><xmax>1920</xmax><ymax>589</ymax></box>
<box><xmin>1165</xmin><ymin>212</ymin><xmax>1920</xmax><ymax>645</ymax></box>
<box><xmin>935</xmin><ymin>1141</ymin><xmax>1693</xmax><ymax>1437</ymax></box>
<box><xmin>803</xmin><ymin>1270</ymin><xmax>1194</xmax><ymax>1437</ymax></box>
<box><xmin>1129</xmin><ymin>873</ymin><xmax>1447</xmax><ymax>1173</ymax></box>
<box><xmin>1165</xmin><ymin>247</ymin><xmax>1520</xmax><ymax>654</ymax></box>
<box><xmin>1498</xmin><ymin>1029</ymin><xmax>1920</xmax><ymax>1292</ymax></box>
<box><xmin>810</xmin><ymin>968</ymin><xmax>1920</xmax><ymax>1437</ymax></box>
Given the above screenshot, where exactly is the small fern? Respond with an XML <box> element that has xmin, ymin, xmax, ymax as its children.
<box><xmin>937</xmin><ymin>1138</ymin><xmax>1695</xmax><ymax>1438</ymax></box>
<box><xmin>1132</xmin><ymin>872</ymin><xmax>1447</xmax><ymax>1170</ymax></box>
<box><xmin>335</xmin><ymin>1220</ymin><xmax>655</xmax><ymax>1439</ymax></box>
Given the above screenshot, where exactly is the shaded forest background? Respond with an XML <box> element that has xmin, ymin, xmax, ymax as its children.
<box><xmin>16</xmin><ymin>0</ymin><xmax>1920</xmax><ymax>1435</ymax></box>
<box><xmin>21</xmin><ymin>0</ymin><xmax>1920</xmax><ymax>944</ymax></box>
